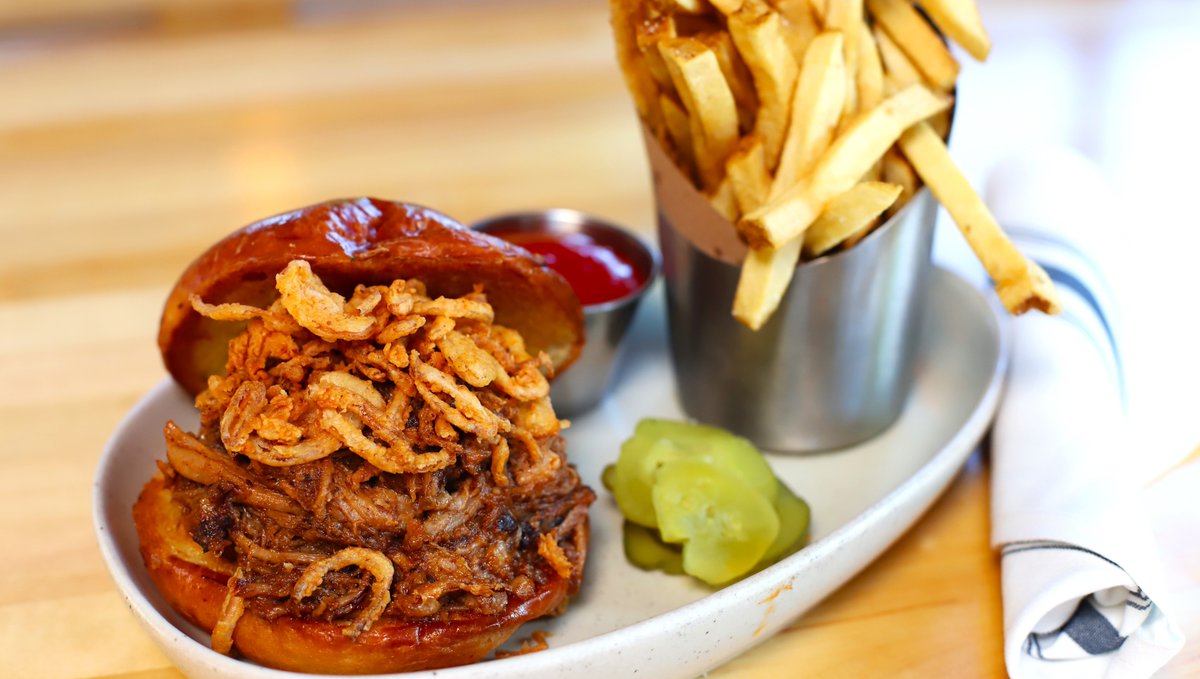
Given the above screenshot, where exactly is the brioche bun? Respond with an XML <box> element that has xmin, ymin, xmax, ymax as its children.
<box><xmin>140</xmin><ymin>199</ymin><xmax>590</xmax><ymax>673</ymax></box>
<box><xmin>158</xmin><ymin>198</ymin><xmax>584</xmax><ymax>395</ymax></box>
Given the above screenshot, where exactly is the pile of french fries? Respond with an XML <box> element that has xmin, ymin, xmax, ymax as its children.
<box><xmin>610</xmin><ymin>0</ymin><xmax>1061</xmax><ymax>329</ymax></box>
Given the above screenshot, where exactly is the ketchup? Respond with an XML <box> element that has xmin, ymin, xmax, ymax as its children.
<box><xmin>491</xmin><ymin>230</ymin><xmax>645</xmax><ymax>306</ymax></box>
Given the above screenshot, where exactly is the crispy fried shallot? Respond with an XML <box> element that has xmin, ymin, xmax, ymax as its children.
<box><xmin>494</xmin><ymin>630</ymin><xmax>551</xmax><ymax>659</ymax></box>
<box><xmin>277</xmin><ymin>260</ymin><xmax>378</xmax><ymax>341</ymax></box>
<box><xmin>491</xmin><ymin>437</ymin><xmax>511</xmax><ymax>487</ymax></box>
<box><xmin>438</xmin><ymin>330</ymin><xmax>502</xmax><ymax>388</ymax></box>
<box><xmin>213</xmin><ymin>569</ymin><xmax>247</xmax><ymax>654</ymax></box>
<box><xmin>240</xmin><ymin>432</ymin><xmax>344</xmax><ymax>468</ymax></box>
<box><xmin>292</xmin><ymin>547</ymin><xmax>395</xmax><ymax>638</ymax></box>
<box><xmin>411</xmin><ymin>352</ymin><xmax>506</xmax><ymax>442</ymax></box>
<box><xmin>413</xmin><ymin>296</ymin><xmax>494</xmax><ymax>323</ymax></box>
<box><xmin>537</xmin><ymin>534</ymin><xmax>573</xmax><ymax>580</ymax></box>
<box><xmin>166</xmin><ymin>260</ymin><xmax>593</xmax><ymax>652</ymax></box>
<box><xmin>320</xmin><ymin>410</ymin><xmax>451</xmax><ymax>474</ymax></box>
<box><xmin>189</xmin><ymin>295</ymin><xmax>264</xmax><ymax>322</ymax></box>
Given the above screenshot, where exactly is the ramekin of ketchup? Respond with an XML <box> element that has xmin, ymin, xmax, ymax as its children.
<box><xmin>473</xmin><ymin>209</ymin><xmax>659</xmax><ymax>415</ymax></box>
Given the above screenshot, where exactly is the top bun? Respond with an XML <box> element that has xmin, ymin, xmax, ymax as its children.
<box><xmin>159</xmin><ymin>198</ymin><xmax>584</xmax><ymax>395</ymax></box>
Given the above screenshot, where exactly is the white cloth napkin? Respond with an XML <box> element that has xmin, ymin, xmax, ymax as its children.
<box><xmin>984</xmin><ymin>149</ymin><xmax>1186</xmax><ymax>679</ymax></box>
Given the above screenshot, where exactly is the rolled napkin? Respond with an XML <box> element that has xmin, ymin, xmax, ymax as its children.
<box><xmin>985</xmin><ymin>149</ymin><xmax>1185</xmax><ymax>678</ymax></box>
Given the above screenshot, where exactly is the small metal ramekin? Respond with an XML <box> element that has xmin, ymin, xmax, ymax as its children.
<box><xmin>658</xmin><ymin>189</ymin><xmax>938</xmax><ymax>452</ymax></box>
<box><xmin>473</xmin><ymin>209</ymin><xmax>660</xmax><ymax>417</ymax></box>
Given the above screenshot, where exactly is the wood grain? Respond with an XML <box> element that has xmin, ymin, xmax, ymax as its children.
<box><xmin>0</xmin><ymin>0</ymin><xmax>293</xmax><ymax>31</ymax></box>
<box><xmin>0</xmin><ymin>1</ymin><xmax>1193</xmax><ymax>677</ymax></box>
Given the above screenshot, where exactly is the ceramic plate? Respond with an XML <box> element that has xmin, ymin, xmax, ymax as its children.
<box><xmin>94</xmin><ymin>267</ymin><xmax>1008</xmax><ymax>679</ymax></box>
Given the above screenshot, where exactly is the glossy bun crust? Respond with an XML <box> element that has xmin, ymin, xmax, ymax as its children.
<box><xmin>134</xmin><ymin>478</ymin><xmax>571</xmax><ymax>674</ymax></box>
<box><xmin>159</xmin><ymin>198</ymin><xmax>585</xmax><ymax>395</ymax></box>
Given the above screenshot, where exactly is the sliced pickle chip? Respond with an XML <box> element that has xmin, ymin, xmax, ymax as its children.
<box><xmin>651</xmin><ymin>459</ymin><xmax>779</xmax><ymax>585</ymax></box>
<box><xmin>601</xmin><ymin>463</ymin><xmax>618</xmax><ymax>492</ymax></box>
<box><xmin>612</xmin><ymin>418</ymin><xmax>778</xmax><ymax>528</ymax></box>
<box><xmin>622</xmin><ymin>521</ymin><xmax>685</xmax><ymax>575</ymax></box>
<box><xmin>758</xmin><ymin>480</ymin><xmax>812</xmax><ymax>566</ymax></box>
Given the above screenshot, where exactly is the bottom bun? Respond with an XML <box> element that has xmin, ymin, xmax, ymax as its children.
<box><xmin>133</xmin><ymin>477</ymin><xmax>570</xmax><ymax>674</ymax></box>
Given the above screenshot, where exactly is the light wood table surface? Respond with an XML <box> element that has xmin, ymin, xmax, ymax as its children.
<box><xmin>0</xmin><ymin>1</ymin><xmax>1195</xmax><ymax>677</ymax></box>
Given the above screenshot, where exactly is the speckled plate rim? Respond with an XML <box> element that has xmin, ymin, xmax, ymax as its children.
<box><xmin>93</xmin><ymin>267</ymin><xmax>1008</xmax><ymax>679</ymax></box>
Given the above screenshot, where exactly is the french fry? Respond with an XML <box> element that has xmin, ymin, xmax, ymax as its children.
<box><xmin>898</xmin><ymin>122</ymin><xmax>1061</xmax><ymax>314</ymax></box>
<box><xmin>822</xmin><ymin>0</ymin><xmax>862</xmax><ymax>121</ymax></box>
<box><xmin>856</xmin><ymin>22</ymin><xmax>885</xmax><ymax>111</ymax></box>
<box><xmin>771</xmin><ymin>0</ymin><xmax>820</xmax><ymax>65</ymax></box>
<box><xmin>771</xmin><ymin>31</ymin><xmax>845</xmax><ymax>198</ymax></box>
<box><xmin>806</xmin><ymin>0</ymin><xmax>826</xmax><ymax>24</ymax></box>
<box><xmin>920</xmin><ymin>0</ymin><xmax>991</xmax><ymax>61</ymax></box>
<box><xmin>803</xmin><ymin>181</ymin><xmax>901</xmax><ymax>256</ymax></box>
<box><xmin>636</xmin><ymin>14</ymin><xmax>678</xmax><ymax>92</ymax></box>
<box><xmin>740</xmin><ymin>83</ymin><xmax>951</xmax><ymax>248</ymax></box>
<box><xmin>823</xmin><ymin>0</ymin><xmax>861</xmax><ymax>26</ymax></box>
<box><xmin>695</xmin><ymin>31</ymin><xmax>759</xmax><ymax>132</ymax></box>
<box><xmin>609</xmin><ymin>0</ymin><xmax>665</xmax><ymax>135</ymax></box>
<box><xmin>610</xmin><ymin>0</ymin><xmax>1057</xmax><ymax>328</ymax></box>
<box><xmin>658</xmin><ymin>38</ymin><xmax>741</xmax><ymax>191</ymax></box>
<box><xmin>709</xmin><ymin>175</ymin><xmax>742</xmax><ymax>222</ymax></box>
<box><xmin>928</xmin><ymin>108</ymin><xmax>952</xmax><ymax>139</ymax></box>
<box><xmin>874</xmin><ymin>25</ymin><xmax>921</xmax><ymax>92</ymax></box>
<box><xmin>710</xmin><ymin>0</ymin><xmax>747</xmax><ymax>13</ymax></box>
<box><xmin>867</xmin><ymin>0</ymin><xmax>960</xmax><ymax>92</ymax></box>
<box><xmin>880</xmin><ymin>147</ymin><xmax>917</xmax><ymax>210</ymax></box>
<box><xmin>727</xmin><ymin>0</ymin><xmax>800</xmax><ymax>170</ymax></box>
<box><xmin>857</xmin><ymin>20</ymin><xmax>886</xmax><ymax>188</ymax></box>
<box><xmin>660</xmin><ymin>93</ymin><xmax>696</xmax><ymax>175</ymax></box>
<box><xmin>726</xmin><ymin>136</ymin><xmax>772</xmax><ymax>214</ymax></box>
<box><xmin>732</xmin><ymin>239</ymin><xmax>803</xmax><ymax>330</ymax></box>
<box><xmin>731</xmin><ymin>26</ymin><xmax>845</xmax><ymax>332</ymax></box>
<box><xmin>839</xmin><ymin>202</ymin><xmax>877</xmax><ymax>247</ymax></box>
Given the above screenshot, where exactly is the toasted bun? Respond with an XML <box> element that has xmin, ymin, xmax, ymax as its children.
<box><xmin>159</xmin><ymin>198</ymin><xmax>584</xmax><ymax>395</ymax></box>
<box><xmin>134</xmin><ymin>477</ymin><xmax>571</xmax><ymax>674</ymax></box>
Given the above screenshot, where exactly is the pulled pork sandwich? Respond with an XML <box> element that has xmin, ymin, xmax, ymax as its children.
<box><xmin>134</xmin><ymin>198</ymin><xmax>594</xmax><ymax>674</ymax></box>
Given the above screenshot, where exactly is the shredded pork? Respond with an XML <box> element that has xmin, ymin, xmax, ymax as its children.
<box><xmin>164</xmin><ymin>260</ymin><xmax>594</xmax><ymax>650</ymax></box>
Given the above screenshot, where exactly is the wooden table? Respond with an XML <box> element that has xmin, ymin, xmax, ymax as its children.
<box><xmin>0</xmin><ymin>1</ymin><xmax>1195</xmax><ymax>677</ymax></box>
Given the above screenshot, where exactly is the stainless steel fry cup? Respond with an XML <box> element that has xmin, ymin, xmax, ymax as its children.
<box><xmin>473</xmin><ymin>209</ymin><xmax>659</xmax><ymax>418</ymax></box>
<box><xmin>658</xmin><ymin>189</ymin><xmax>937</xmax><ymax>452</ymax></box>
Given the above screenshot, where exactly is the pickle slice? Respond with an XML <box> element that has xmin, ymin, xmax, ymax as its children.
<box><xmin>601</xmin><ymin>463</ymin><xmax>618</xmax><ymax>492</ymax></box>
<box><xmin>612</xmin><ymin>419</ymin><xmax>778</xmax><ymax>528</ymax></box>
<box><xmin>622</xmin><ymin>521</ymin><xmax>685</xmax><ymax>575</ymax></box>
<box><xmin>758</xmin><ymin>480</ymin><xmax>811</xmax><ymax>566</ymax></box>
<box><xmin>651</xmin><ymin>459</ymin><xmax>779</xmax><ymax>585</ymax></box>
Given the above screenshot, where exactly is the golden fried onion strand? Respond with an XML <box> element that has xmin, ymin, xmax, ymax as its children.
<box><xmin>276</xmin><ymin>260</ymin><xmax>377</xmax><ymax>341</ymax></box>
<box><xmin>292</xmin><ymin>547</ymin><xmax>395</xmax><ymax>639</ymax></box>
<box><xmin>320</xmin><ymin>410</ymin><xmax>452</xmax><ymax>474</ymax></box>
<box><xmin>240</xmin><ymin>433</ymin><xmax>344</xmax><ymax>468</ymax></box>
<box><xmin>212</xmin><ymin>568</ymin><xmax>247</xmax><ymax>655</ymax></box>
<box><xmin>411</xmin><ymin>352</ymin><xmax>506</xmax><ymax>441</ymax></box>
<box><xmin>305</xmin><ymin>372</ymin><xmax>453</xmax><ymax>473</ymax></box>
<box><xmin>437</xmin><ymin>330</ymin><xmax>501</xmax><ymax>388</ymax></box>
<box><xmin>491</xmin><ymin>436</ymin><xmax>511</xmax><ymax>487</ymax></box>
<box><xmin>191</xmin><ymin>259</ymin><xmax>564</xmax><ymax>481</ymax></box>
<box><xmin>413</xmin><ymin>296</ymin><xmax>494</xmax><ymax>323</ymax></box>
<box><xmin>190</xmin><ymin>295</ymin><xmax>265</xmax><ymax>322</ymax></box>
<box><xmin>537</xmin><ymin>534</ymin><xmax>573</xmax><ymax>580</ymax></box>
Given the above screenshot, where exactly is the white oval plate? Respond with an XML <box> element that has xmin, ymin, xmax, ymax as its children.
<box><xmin>94</xmin><ymin>267</ymin><xmax>1007</xmax><ymax>679</ymax></box>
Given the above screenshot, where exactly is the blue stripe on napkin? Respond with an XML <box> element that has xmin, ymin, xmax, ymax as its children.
<box><xmin>1002</xmin><ymin>540</ymin><xmax>1155</xmax><ymax>660</ymax></box>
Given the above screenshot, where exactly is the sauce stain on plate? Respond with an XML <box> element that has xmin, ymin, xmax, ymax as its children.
<box><xmin>754</xmin><ymin>580</ymin><xmax>795</xmax><ymax>637</ymax></box>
